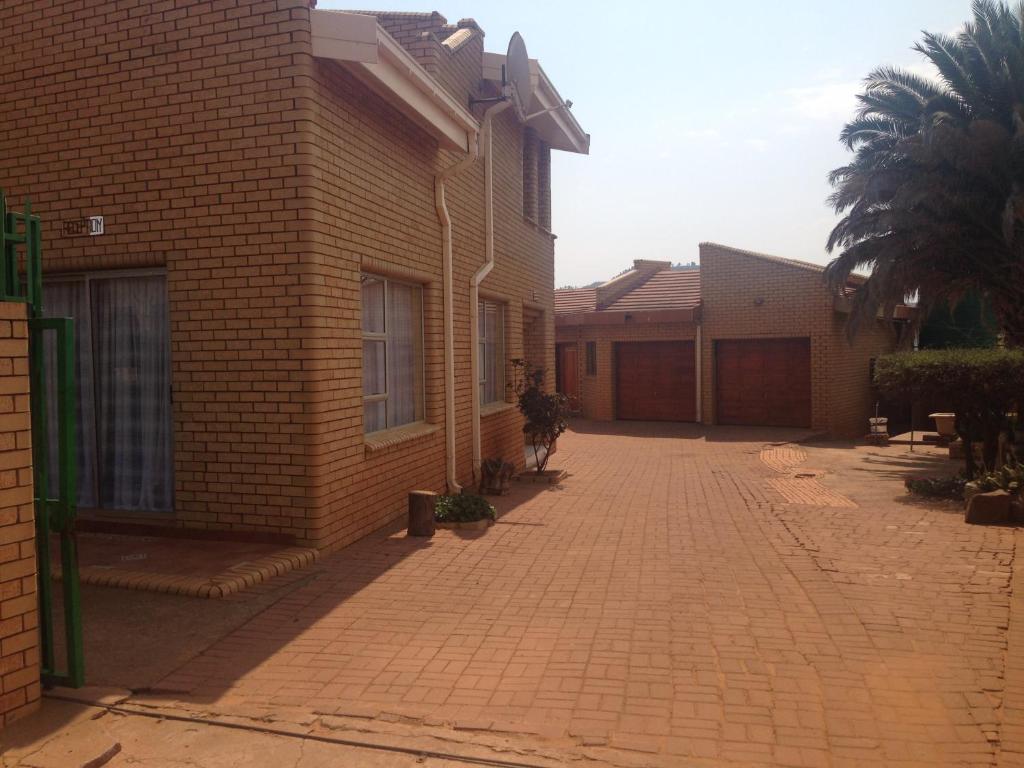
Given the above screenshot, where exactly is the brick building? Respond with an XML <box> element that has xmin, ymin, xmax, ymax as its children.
<box><xmin>0</xmin><ymin>2</ymin><xmax>589</xmax><ymax>553</ymax></box>
<box><xmin>555</xmin><ymin>243</ymin><xmax>910</xmax><ymax>438</ymax></box>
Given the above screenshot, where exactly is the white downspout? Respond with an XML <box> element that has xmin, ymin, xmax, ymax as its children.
<box><xmin>470</xmin><ymin>100</ymin><xmax>512</xmax><ymax>481</ymax></box>
<box><xmin>695</xmin><ymin>322</ymin><xmax>703</xmax><ymax>423</ymax></box>
<box><xmin>435</xmin><ymin>134</ymin><xmax>479</xmax><ymax>494</ymax></box>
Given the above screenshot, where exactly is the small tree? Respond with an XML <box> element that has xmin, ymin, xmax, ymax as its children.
<box><xmin>874</xmin><ymin>348</ymin><xmax>1023</xmax><ymax>477</ymax></box>
<box><xmin>511</xmin><ymin>359</ymin><xmax>569</xmax><ymax>474</ymax></box>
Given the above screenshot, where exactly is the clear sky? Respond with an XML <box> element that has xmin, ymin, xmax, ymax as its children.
<box><xmin>319</xmin><ymin>0</ymin><xmax>970</xmax><ymax>287</ymax></box>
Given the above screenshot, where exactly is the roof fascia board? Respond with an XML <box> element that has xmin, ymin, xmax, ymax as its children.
<box><xmin>530</xmin><ymin>61</ymin><xmax>590</xmax><ymax>154</ymax></box>
<box><xmin>311</xmin><ymin>10</ymin><xmax>478</xmax><ymax>152</ymax></box>
<box><xmin>481</xmin><ymin>52</ymin><xmax>589</xmax><ymax>154</ymax></box>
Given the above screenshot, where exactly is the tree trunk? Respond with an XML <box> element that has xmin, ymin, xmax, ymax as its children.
<box><xmin>408</xmin><ymin>490</ymin><xmax>436</xmax><ymax>537</ymax></box>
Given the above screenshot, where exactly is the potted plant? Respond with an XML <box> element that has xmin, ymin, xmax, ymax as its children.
<box><xmin>434</xmin><ymin>493</ymin><xmax>496</xmax><ymax>531</ymax></box>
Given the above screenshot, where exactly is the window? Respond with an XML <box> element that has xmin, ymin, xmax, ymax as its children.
<box><xmin>585</xmin><ymin>341</ymin><xmax>597</xmax><ymax>376</ymax></box>
<box><xmin>522</xmin><ymin>127</ymin><xmax>551</xmax><ymax>230</ymax></box>
<box><xmin>522</xmin><ymin>128</ymin><xmax>538</xmax><ymax>221</ymax></box>
<box><xmin>43</xmin><ymin>272</ymin><xmax>173</xmax><ymax>513</ymax></box>
<box><xmin>479</xmin><ymin>300</ymin><xmax>505</xmax><ymax>405</ymax></box>
<box><xmin>361</xmin><ymin>275</ymin><xmax>424</xmax><ymax>433</ymax></box>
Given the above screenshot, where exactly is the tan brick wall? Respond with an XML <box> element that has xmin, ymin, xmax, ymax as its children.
<box><xmin>556</xmin><ymin>322</ymin><xmax>698</xmax><ymax>421</ymax></box>
<box><xmin>304</xmin><ymin>33</ymin><xmax>556</xmax><ymax>550</ymax></box>
<box><xmin>827</xmin><ymin>317</ymin><xmax>898</xmax><ymax>438</ymax></box>
<box><xmin>0</xmin><ymin>0</ymin><xmax>321</xmax><ymax>542</ymax></box>
<box><xmin>0</xmin><ymin>302</ymin><xmax>39</xmax><ymax>728</ymax></box>
<box><xmin>0</xmin><ymin>2</ymin><xmax>560</xmax><ymax>551</ymax></box>
<box><xmin>557</xmin><ymin>246</ymin><xmax>897</xmax><ymax>436</ymax></box>
<box><xmin>699</xmin><ymin>243</ymin><xmax>897</xmax><ymax>437</ymax></box>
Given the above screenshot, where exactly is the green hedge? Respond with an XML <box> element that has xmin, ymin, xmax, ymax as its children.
<box><xmin>874</xmin><ymin>348</ymin><xmax>1023</xmax><ymax>476</ymax></box>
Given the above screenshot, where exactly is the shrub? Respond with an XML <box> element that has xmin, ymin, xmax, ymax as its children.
<box><xmin>965</xmin><ymin>457</ymin><xmax>1024</xmax><ymax>497</ymax></box>
<box><xmin>434</xmin><ymin>493</ymin><xmax>496</xmax><ymax>523</ymax></box>
<box><xmin>874</xmin><ymin>348</ymin><xmax>1023</xmax><ymax>477</ymax></box>
<box><xmin>904</xmin><ymin>476</ymin><xmax>966</xmax><ymax>500</ymax></box>
<box><xmin>511</xmin><ymin>359</ymin><xmax>569</xmax><ymax>474</ymax></box>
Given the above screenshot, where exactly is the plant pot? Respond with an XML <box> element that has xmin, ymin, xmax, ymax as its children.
<box><xmin>515</xmin><ymin>468</ymin><xmax>566</xmax><ymax>485</ymax></box>
<box><xmin>929</xmin><ymin>412</ymin><xmax>957</xmax><ymax>440</ymax></box>
<box><xmin>435</xmin><ymin>518</ymin><xmax>494</xmax><ymax>531</ymax></box>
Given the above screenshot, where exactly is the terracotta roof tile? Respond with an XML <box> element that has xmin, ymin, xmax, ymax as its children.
<box><xmin>604</xmin><ymin>268</ymin><xmax>700</xmax><ymax>312</ymax></box>
<box><xmin>553</xmin><ymin>287</ymin><xmax>597</xmax><ymax>314</ymax></box>
<box><xmin>555</xmin><ymin>268</ymin><xmax>699</xmax><ymax>315</ymax></box>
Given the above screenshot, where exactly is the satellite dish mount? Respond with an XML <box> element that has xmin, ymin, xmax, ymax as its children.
<box><xmin>470</xmin><ymin>32</ymin><xmax>532</xmax><ymax>117</ymax></box>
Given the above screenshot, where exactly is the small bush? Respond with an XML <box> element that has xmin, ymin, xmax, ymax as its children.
<box><xmin>434</xmin><ymin>493</ymin><xmax>496</xmax><ymax>523</ymax></box>
<box><xmin>904</xmin><ymin>476</ymin><xmax>966</xmax><ymax>500</ymax></box>
<box><xmin>966</xmin><ymin>457</ymin><xmax>1024</xmax><ymax>497</ymax></box>
<box><xmin>511</xmin><ymin>359</ymin><xmax>570</xmax><ymax>474</ymax></box>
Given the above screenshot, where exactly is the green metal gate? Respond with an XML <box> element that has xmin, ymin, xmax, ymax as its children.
<box><xmin>1</xmin><ymin>192</ymin><xmax>83</xmax><ymax>688</ymax></box>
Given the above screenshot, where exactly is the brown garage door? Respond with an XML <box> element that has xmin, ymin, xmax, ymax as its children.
<box><xmin>615</xmin><ymin>341</ymin><xmax>696</xmax><ymax>422</ymax></box>
<box><xmin>716</xmin><ymin>338</ymin><xmax>811</xmax><ymax>427</ymax></box>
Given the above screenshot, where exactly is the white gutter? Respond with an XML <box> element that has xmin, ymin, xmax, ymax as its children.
<box><xmin>470</xmin><ymin>101</ymin><xmax>512</xmax><ymax>480</ymax></box>
<box><xmin>435</xmin><ymin>138</ymin><xmax>480</xmax><ymax>494</ymax></box>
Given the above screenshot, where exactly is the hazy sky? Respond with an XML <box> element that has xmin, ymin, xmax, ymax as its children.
<box><xmin>319</xmin><ymin>0</ymin><xmax>969</xmax><ymax>287</ymax></box>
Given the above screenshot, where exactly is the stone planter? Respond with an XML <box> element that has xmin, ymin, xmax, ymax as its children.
<box><xmin>866</xmin><ymin>417</ymin><xmax>889</xmax><ymax>446</ymax></box>
<box><xmin>965</xmin><ymin>489</ymin><xmax>1011</xmax><ymax>525</ymax></box>
<box><xmin>929</xmin><ymin>412</ymin><xmax>957</xmax><ymax>443</ymax></box>
<box><xmin>515</xmin><ymin>468</ymin><xmax>566</xmax><ymax>485</ymax></box>
<box><xmin>435</xmin><ymin>518</ymin><xmax>494</xmax><ymax>531</ymax></box>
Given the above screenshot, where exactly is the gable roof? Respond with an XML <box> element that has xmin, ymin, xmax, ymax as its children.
<box><xmin>555</xmin><ymin>266</ymin><xmax>700</xmax><ymax>315</ymax></box>
<box><xmin>604</xmin><ymin>268</ymin><xmax>700</xmax><ymax>312</ymax></box>
<box><xmin>553</xmin><ymin>286</ymin><xmax>597</xmax><ymax>314</ymax></box>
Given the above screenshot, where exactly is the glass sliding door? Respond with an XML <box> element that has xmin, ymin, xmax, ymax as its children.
<box><xmin>44</xmin><ymin>272</ymin><xmax>173</xmax><ymax>513</ymax></box>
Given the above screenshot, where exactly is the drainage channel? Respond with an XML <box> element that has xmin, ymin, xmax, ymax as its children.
<box><xmin>46</xmin><ymin>693</ymin><xmax>556</xmax><ymax>768</ymax></box>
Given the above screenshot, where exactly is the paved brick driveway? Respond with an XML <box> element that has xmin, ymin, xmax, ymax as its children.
<box><xmin>154</xmin><ymin>422</ymin><xmax>1016</xmax><ymax>767</ymax></box>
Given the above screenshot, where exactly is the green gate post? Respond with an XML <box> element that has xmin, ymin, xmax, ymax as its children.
<box><xmin>2</xmin><ymin>192</ymin><xmax>84</xmax><ymax>688</ymax></box>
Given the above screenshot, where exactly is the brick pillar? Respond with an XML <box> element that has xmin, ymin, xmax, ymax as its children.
<box><xmin>522</xmin><ymin>128</ymin><xmax>538</xmax><ymax>222</ymax></box>
<box><xmin>0</xmin><ymin>301</ymin><xmax>39</xmax><ymax>728</ymax></box>
<box><xmin>537</xmin><ymin>141</ymin><xmax>551</xmax><ymax>231</ymax></box>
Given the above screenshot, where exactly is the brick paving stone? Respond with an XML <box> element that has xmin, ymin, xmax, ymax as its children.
<box><xmin>153</xmin><ymin>422</ymin><xmax>1017</xmax><ymax>766</ymax></box>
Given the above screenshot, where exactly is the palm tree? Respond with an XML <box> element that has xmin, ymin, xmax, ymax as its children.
<box><xmin>826</xmin><ymin>0</ymin><xmax>1024</xmax><ymax>346</ymax></box>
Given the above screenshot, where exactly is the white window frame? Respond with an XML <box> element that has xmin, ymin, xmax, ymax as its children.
<box><xmin>361</xmin><ymin>273</ymin><xmax>425</xmax><ymax>434</ymax></box>
<box><xmin>478</xmin><ymin>300</ymin><xmax>505</xmax><ymax>406</ymax></box>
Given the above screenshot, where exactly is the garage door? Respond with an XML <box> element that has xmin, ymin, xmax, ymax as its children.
<box><xmin>716</xmin><ymin>338</ymin><xmax>811</xmax><ymax>427</ymax></box>
<box><xmin>615</xmin><ymin>341</ymin><xmax>696</xmax><ymax>422</ymax></box>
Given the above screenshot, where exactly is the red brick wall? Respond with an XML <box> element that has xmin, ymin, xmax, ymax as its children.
<box><xmin>0</xmin><ymin>302</ymin><xmax>39</xmax><ymax>728</ymax></box>
<box><xmin>0</xmin><ymin>2</ymin><xmax>561</xmax><ymax>551</ymax></box>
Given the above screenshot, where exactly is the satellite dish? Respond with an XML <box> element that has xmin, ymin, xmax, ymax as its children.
<box><xmin>505</xmin><ymin>32</ymin><xmax>532</xmax><ymax>119</ymax></box>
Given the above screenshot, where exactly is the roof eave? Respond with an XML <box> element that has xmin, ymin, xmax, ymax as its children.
<box><xmin>482</xmin><ymin>52</ymin><xmax>590</xmax><ymax>154</ymax></box>
<box><xmin>311</xmin><ymin>10</ymin><xmax>479</xmax><ymax>152</ymax></box>
<box><xmin>555</xmin><ymin>307</ymin><xmax>701</xmax><ymax>327</ymax></box>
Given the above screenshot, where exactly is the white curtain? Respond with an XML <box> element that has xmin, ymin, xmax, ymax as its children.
<box><xmin>480</xmin><ymin>303</ymin><xmax>504</xmax><ymax>404</ymax></box>
<box><xmin>386</xmin><ymin>281</ymin><xmax>419</xmax><ymax>427</ymax></box>
<box><xmin>361</xmin><ymin>277</ymin><xmax>386</xmax><ymax>432</ymax></box>
<box><xmin>361</xmin><ymin>276</ymin><xmax>421</xmax><ymax>432</ymax></box>
<box><xmin>92</xmin><ymin>276</ymin><xmax>173</xmax><ymax>512</ymax></box>
<box><xmin>44</xmin><ymin>274</ymin><xmax>172</xmax><ymax>513</ymax></box>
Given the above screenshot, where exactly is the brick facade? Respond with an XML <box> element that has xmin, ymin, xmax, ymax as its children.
<box><xmin>0</xmin><ymin>2</ymin><xmax>567</xmax><ymax>552</ymax></box>
<box><xmin>556</xmin><ymin>244</ymin><xmax>901</xmax><ymax>438</ymax></box>
<box><xmin>0</xmin><ymin>302</ymin><xmax>39</xmax><ymax>727</ymax></box>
